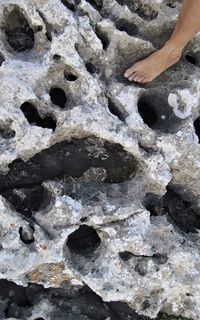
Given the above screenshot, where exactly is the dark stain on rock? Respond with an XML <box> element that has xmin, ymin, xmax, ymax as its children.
<box><xmin>0</xmin><ymin>137</ymin><xmax>138</xmax><ymax>192</ymax></box>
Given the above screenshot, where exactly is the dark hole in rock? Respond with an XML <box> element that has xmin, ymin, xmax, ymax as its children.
<box><xmin>0</xmin><ymin>53</ymin><xmax>5</xmax><ymax>66</ymax></box>
<box><xmin>53</xmin><ymin>54</ymin><xmax>61</xmax><ymax>62</ymax></box>
<box><xmin>64</xmin><ymin>69</ymin><xmax>78</xmax><ymax>81</ymax></box>
<box><xmin>115</xmin><ymin>0</ymin><xmax>125</xmax><ymax>5</ymax></box>
<box><xmin>85</xmin><ymin>0</ymin><xmax>103</xmax><ymax>11</ymax></box>
<box><xmin>107</xmin><ymin>97</ymin><xmax>125</xmax><ymax>122</ymax></box>
<box><xmin>45</xmin><ymin>31</ymin><xmax>52</xmax><ymax>42</ymax></box>
<box><xmin>80</xmin><ymin>217</ymin><xmax>88</xmax><ymax>223</ymax></box>
<box><xmin>138</xmin><ymin>89</ymin><xmax>183</xmax><ymax>133</ymax></box>
<box><xmin>119</xmin><ymin>251</ymin><xmax>133</xmax><ymax>261</ymax></box>
<box><xmin>85</xmin><ymin>62</ymin><xmax>99</xmax><ymax>74</ymax></box>
<box><xmin>1</xmin><ymin>185</ymin><xmax>51</xmax><ymax>218</ymax></box>
<box><xmin>37</xmin><ymin>25</ymin><xmax>43</xmax><ymax>32</ymax></box>
<box><xmin>162</xmin><ymin>188</ymin><xmax>200</xmax><ymax>233</ymax></box>
<box><xmin>66</xmin><ymin>225</ymin><xmax>101</xmax><ymax>256</ymax></box>
<box><xmin>142</xmin><ymin>300</ymin><xmax>151</xmax><ymax>310</ymax></box>
<box><xmin>185</xmin><ymin>54</ymin><xmax>197</xmax><ymax>66</ymax></box>
<box><xmin>95</xmin><ymin>26</ymin><xmax>110</xmax><ymax>50</ymax></box>
<box><xmin>0</xmin><ymin>127</ymin><xmax>15</xmax><ymax>139</ymax></box>
<box><xmin>144</xmin><ymin>193</ymin><xmax>163</xmax><ymax>216</ymax></box>
<box><xmin>152</xmin><ymin>253</ymin><xmax>168</xmax><ymax>265</ymax></box>
<box><xmin>61</xmin><ymin>0</ymin><xmax>76</xmax><ymax>11</ymax></box>
<box><xmin>134</xmin><ymin>261</ymin><xmax>147</xmax><ymax>276</ymax></box>
<box><xmin>49</xmin><ymin>87</ymin><xmax>67</xmax><ymax>109</ymax></box>
<box><xmin>194</xmin><ymin>117</ymin><xmax>200</xmax><ymax>143</ymax></box>
<box><xmin>167</xmin><ymin>3</ymin><xmax>176</xmax><ymax>8</ymax></box>
<box><xmin>20</xmin><ymin>102</ymin><xmax>56</xmax><ymax>131</ymax></box>
<box><xmin>19</xmin><ymin>225</ymin><xmax>35</xmax><ymax>245</ymax></box>
<box><xmin>108</xmin><ymin>301</ymin><xmax>150</xmax><ymax>320</ymax></box>
<box><xmin>5</xmin><ymin>8</ymin><xmax>35</xmax><ymax>52</ymax></box>
<box><xmin>0</xmin><ymin>137</ymin><xmax>138</xmax><ymax>191</ymax></box>
<box><xmin>0</xmin><ymin>279</ymin><xmax>154</xmax><ymax>320</ymax></box>
<box><xmin>138</xmin><ymin>99</ymin><xmax>158</xmax><ymax>128</ymax></box>
<box><xmin>115</xmin><ymin>19</ymin><xmax>138</xmax><ymax>36</ymax></box>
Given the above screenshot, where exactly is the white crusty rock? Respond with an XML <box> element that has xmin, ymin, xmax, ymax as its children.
<box><xmin>0</xmin><ymin>0</ymin><xmax>200</xmax><ymax>319</ymax></box>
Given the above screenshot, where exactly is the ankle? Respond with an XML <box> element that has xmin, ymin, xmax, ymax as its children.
<box><xmin>163</xmin><ymin>40</ymin><xmax>184</xmax><ymax>55</ymax></box>
<box><xmin>162</xmin><ymin>41</ymin><xmax>183</xmax><ymax>60</ymax></box>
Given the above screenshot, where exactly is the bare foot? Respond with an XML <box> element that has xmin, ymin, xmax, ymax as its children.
<box><xmin>124</xmin><ymin>44</ymin><xmax>182</xmax><ymax>83</ymax></box>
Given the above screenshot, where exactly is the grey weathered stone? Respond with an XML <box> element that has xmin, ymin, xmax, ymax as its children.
<box><xmin>0</xmin><ymin>0</ymin><xmax>200</xmax><ymax>319</ymax></box>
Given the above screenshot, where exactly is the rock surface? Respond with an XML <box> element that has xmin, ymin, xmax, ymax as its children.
<box><xmin>0</xmin><ymin>0</ymin><xmax>200</xmax><ymax>319</ymax></box>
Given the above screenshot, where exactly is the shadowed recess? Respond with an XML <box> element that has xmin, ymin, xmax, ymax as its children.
<box><xmin>85</xmin><ymin>0</ymin><xmax>103</xmax><ymax>11</ymax></box>
<box><xmin>49</xmin><ymin>87</ymin><xmax>67</xmax><ymax>109</ymax></box>
<box><xmin>95</xmin><ymin>25</ymin><xmax>110</xmax><ymax>50</ymax></box>
<box><xmin>119</xmin><ymin>251</ymin><xmax>133</xmax><ymax>261</ymax></box>
<box><xmin>64</xmin><ymin>66</ymin><xmax>78</xmax><ymax>81</ymax></box>
<box><xmin>5</xmin><ymin>8</ymin><xmax>35</xmax><ymax>52</ymax></box>
<box><xmin>0</xmin><ymin>53</ymin><xmax>5</xmax><ymax>66</ymax></box>
<box><xmin>107</xmin><ymin>97</ymin><xmax>126</xmax><ymax>122</ymax></box>
<box><xmin>67</xmin><ymin>225</ymin><xmax>101</xmax><ymax>256</ymax></box>
<box><xmin>1</xmin><ymin>185</ymin><xmax>52</xmax><ymax>218</ymax></box>
<box><xmin>185</xmin><ymin>53</ymin><xmax>200</xmax><ymax>67</ymax></box>
<box><xmin>85</xmin><ymin>62</ymin><xmax>99</xmax><ymax>74</ymax></box>
<box><xmin>20</xmin><ymin>102</ymin><xmax>56</xmax><ymax>131</ymax></box>
<box><xmin>115</xmin><ymin>0</ymin><xmax>158</xmax><ymax>20</ymax></box>
<box><xmin>162</xmin><ymin>188</ymin><xmax>200</xmax><ymax>233</ymax></box>
<box><xmin>194</xmin><ymin>117</ymin><xmax>200</xmax><ymax>143</ymax></box>
<box><xmin>0</xmin><ymin>137</ymin><xmax>138</xmax><ymax>191</ymax></box>
<box><xmin>138</xmin><ymin>89</ymin><xmax>183</xmax><ymax>133</ymax></box>
<box><xmin>115</xmin><ymin>19</ymin><xmax>138</xmax><ymax>36</ymax></box>
<box><xmin>61</xmin><ymin>0</ymin><xmax>76</xmax><ymax>11</ymax></box>
<box><xmin>0</xmin><ymin>279</ymin><xmax>189</xmax><ymax>319</ymax></box>
<box><xmin>0</xmin><ymin>127</ymin><xmax>15</xmax><ymax>139</ymax></box>
<box><xmin>19</xmin><ymin>225</ymin><xmax>35</xmax><ymax>244</ymax></box>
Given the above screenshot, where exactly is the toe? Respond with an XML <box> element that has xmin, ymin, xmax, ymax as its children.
<box><xmin>133</xmin><ymin>75</ymin><xmax>143</xmax><ymax>82</ymax></box>
<box><xmin>128</xmin><ymin>72</ymin><xmax>138</xmax><ymax>81</ymax></box>
<box><xmin>135</xmin><ymin>75</ymin><xmax>146</xmax><ymax>83</ymax></box>
<box><xmin>124</xmin><ymin>65</ymin><xmax>137</xmax><ymax>78</ymax></box>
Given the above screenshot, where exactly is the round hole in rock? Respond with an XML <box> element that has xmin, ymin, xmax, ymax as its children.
<box><xmin>194</xmin><ymin>117</ymin><xmax>200</xmax><ymax>143</ymax></box>
<box><xmin>138</xmin><ymin>89</ymin><xmax>183</xmax><ymax>133</ymax></box>
<box><xmin>85</xmin><ymin>62</ymin><xmax>98</xmax><ymax>74</ymax></box>
<box><xmin>119</xmin><ymin>251</ymin><xmax>133</xmax><ymax>261</ymax></box>
<box><xmin>64</xmin><ymin>67</ymin><xmax>78</xmax><ymax>81</ymax></box>
<box><xmin>53</xmin><ymin>54</ymin><xmax>61</xmax><ymax>62</ymax></box>
<box><xmin>5</xmin><ymin>8</ymin><xmax>35</xmax><ymax>52</ymax></box>
<box><xmin>0</xmin><ymin>128</ymin><xmax>15</xmax><ymax>139</ymax></box>
<box><xmin>33</xmin><ymin>318</ymin><xmax>45</xmax><ymax>320</ymax></box>
<box><xmin>19</xmin><ymin>225</ymin><xmax>35</xmax><ymax>245</ymax></box>
<box><xmin>66</xmin><ymin>225</ymin><xmax>101</xmax><ymax>256</ymax></box>
<box><xmin>49</xmin><ymin>88</ymin><xmax>67</xmax><ymax>109</ymax></box>
<box><xmin>115</xmin><ymin>19</ymin><xmax>138</xmax><ymax>36</ymax></box>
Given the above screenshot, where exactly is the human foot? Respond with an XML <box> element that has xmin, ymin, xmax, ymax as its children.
<box><xmin>124</xmin><ymin>44</ymin><xmax>182</xmax><ymax>83</ymax></box>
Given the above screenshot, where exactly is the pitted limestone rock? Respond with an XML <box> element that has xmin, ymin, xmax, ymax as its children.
<box><xmin>0</xmin><ymin>0</ymin><xmax>200</xmax><ymax>319</ymax></box>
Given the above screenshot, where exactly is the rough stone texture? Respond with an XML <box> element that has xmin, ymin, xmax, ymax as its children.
<box><xmin>0</xmin><ymin>0</ymin><xmax>200</xmax><ymax>319</ymax></box>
